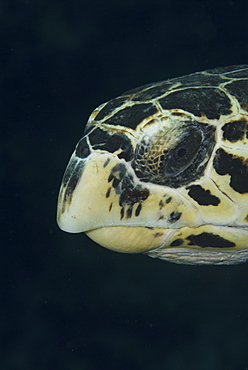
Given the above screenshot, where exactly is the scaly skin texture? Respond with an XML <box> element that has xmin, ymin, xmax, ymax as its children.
<box><xmin>57</xmin><ymin>65</ymin><xmax>248</xmax><ymax>264</ymax></box>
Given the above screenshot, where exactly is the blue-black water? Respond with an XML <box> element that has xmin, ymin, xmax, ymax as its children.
<box><xmin>1</xmin><ymin>1</ymin><xmax>248</xmax><ymax>369</ymax></box>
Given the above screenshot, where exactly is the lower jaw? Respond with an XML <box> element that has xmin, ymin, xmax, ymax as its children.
<box><xmin>85</xmin><ymin>225</ymin><xmax>248</xmax><ymax>265</ymax></box>
<box><xmin>86</xmin><ymin>226</ymin><xmax>173</xmax><ymax>253</ymax></box>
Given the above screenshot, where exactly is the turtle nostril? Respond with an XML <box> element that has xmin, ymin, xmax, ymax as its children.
<box><xmin>75</xmin><ymin>138</ymin><xmax>91</xmax><ymax>158</ymax></box>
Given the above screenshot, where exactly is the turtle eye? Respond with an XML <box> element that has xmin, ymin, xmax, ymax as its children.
<box><xmin>163</xmin><ymin>130</ymin><xmax>202</xmax><ymax>176</ymax></box>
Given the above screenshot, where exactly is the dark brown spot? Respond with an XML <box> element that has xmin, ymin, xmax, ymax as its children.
<box><xmin>159</xmin><ymin>200</ymin><xmax>165</xmax><ymax>209</ymax></box>
<box><xmin>170</xmin><ymin>238</ymin><xmax>184</xmax><ymax>247</ymax></box>
<box><xmin>90</xmin><ymin>130</ymin><xmax>134</xmax><ymax>161</ymax></box>
<box><xmin>108</xmin><ymin>163</ymin><xmax>126</xmax><ymax>183</ymax></box>
<box><xmin>120</xmin><ymin>187</ymin><xmax>150</xmax><ymax>207</ymax></box>
<box><xmin>222</xmin><ymin>119</ymin><xmax>247</xmax><ymax>142</ymax></box>
<box><xmin>103</xmin><ymin>158</ymin><xmax>111</xmax><ymax>168</ymax></box>
<box><xmin>153</xmin><ymin>232</ymin><xmax>163</xmax><ymax>238</ymax></box>
<box><xmin>213</xmin><ymin>148</ymin><xmax>248</xmax><ymax>193</ymax></box>
<box><xmin>120</xmin><ymin>207</ymin><xmax>125</xmax><ymax>220</ymax></box>
<box><xmin>112</xmin><ymin>177</ymin><xmax>121</xmax><ymax>189</ymax></box>
<box><xmin>135</xmin><ymin>203</ymin><xmax>142</xmax><ymax>216</ymax></box>
<box><xmin>126</xmin><ymin>206</ymin><xmax>133</xmax><ymax>219</ymax></box>
<box><xmin>187</xmin><ymin>232</ymin><xmax>235</xmax><ymax>248</ymax></box>
<box><xmin>187</xmin><ymin>185</ymin><xmax>220</xmax><ymax>206</ymax></box>
<box><xmin>109</xmin><ymin>163</ymin><xmax>150</xmax><ymax>219</ymax></box>
<box><xmin>106</xmin><ymin>187</ymin><xmax>111</xmax><ymax>198</ymax></box>
<box><xmin>168</xmin><ymin>211</ymin><xmax>182</xmax><ymax>223</ymax></box>
<box><xmin>109</xmin><ymin>203</ymin><xmax>113</xmax><ymax>212</ymax></box>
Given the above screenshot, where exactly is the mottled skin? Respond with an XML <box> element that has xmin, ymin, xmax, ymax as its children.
<box><xmin>57</xmin><ymin>65</ymin><xmax>248</xmax><ymax>264</ymax></box>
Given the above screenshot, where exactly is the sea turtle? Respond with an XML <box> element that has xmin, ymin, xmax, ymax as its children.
<box><xmin>57</xmin><ymin>65</ymin><xmax>248</xmax><ymax>265</ymax></box>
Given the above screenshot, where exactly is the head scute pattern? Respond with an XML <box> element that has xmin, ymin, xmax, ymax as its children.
<box><xmin>57</xmin><ymin>65</ymin><xmax>248</xmax><ymax>265</ymax></box>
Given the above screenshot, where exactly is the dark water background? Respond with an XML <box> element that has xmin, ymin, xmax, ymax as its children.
<box><xmin>2</xmin><ymin>1</ymin><xmax>248</xmax><ymax>369</ymax></box>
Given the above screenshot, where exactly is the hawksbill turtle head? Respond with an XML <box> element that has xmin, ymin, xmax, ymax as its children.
<box><xmin>57</xmin><ymin>65</ymin><xmax>248</xmax><ymax>264</ymax></box>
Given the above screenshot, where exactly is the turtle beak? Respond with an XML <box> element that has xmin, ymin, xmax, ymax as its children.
<box><xmin>57</xmin><ymin>151</ymin><xmax>87</xmax><ymax>233</ymax></box>
<box><xmin>56</xmin><ymin>150</ymin><xmax>173</xmax><ymax>253</ymax></box>
<box><xmin>57</xmin><ymin>150</ymin><xmax>150</xmax><ymax>234</ymax></box>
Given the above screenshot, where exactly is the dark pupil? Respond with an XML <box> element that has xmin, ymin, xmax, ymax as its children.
<box><xmin>163</xmin><ymin>130</ymin><xmax>202</xmax><ymax>176</ymax></box>
<box><xmin>177</xmin><ymin>147</ymin><xmax>187</xmax><ymax>158</ymax></box>
<box><xmin>172</xmin><ymin>144</ymin><xmax>191</xmax><ymax>165</ymax></box>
